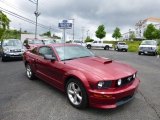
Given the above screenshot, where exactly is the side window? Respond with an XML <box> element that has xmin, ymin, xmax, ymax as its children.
<box><xmin>93</xmin><ymin>41</ymin><xmax>97</xmax><ymax>43</ymax></box>
<box><xmin>31</xmin><ymin>48</ymin><xmax>38</xmax><ymax>54</ymax></box>
<box><xmin>99</xmin><ymin>41</ymin><xmax>101</xmax><ymax>43</ymax></box>
<box><xmin>38</xmin><ymin>46</ymin><xmax>55</xmax><ymax>57</ymax></box>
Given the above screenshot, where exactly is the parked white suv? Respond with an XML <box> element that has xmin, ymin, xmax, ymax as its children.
<box><xmin>86</xmin><ymin>40</ymin><xmax>113</xmax><ymax>50</ymax></box>
<box><xmin>115</xmin><ymin>42</ymin><xmax>128</xmax><ymax>52</ymax></box>
<box><xmin>138</xmin><ymin>40</ymin><xmax>158</xmax><ymax>56</ymax></box>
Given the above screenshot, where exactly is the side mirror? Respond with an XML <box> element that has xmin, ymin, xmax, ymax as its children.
<box><xmin>44</xmin><ymin>55</ymin><xmax>56</xmax><ymax>61</ymax></box>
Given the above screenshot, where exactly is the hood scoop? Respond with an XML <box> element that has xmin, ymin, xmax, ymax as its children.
<box><xmin>91</xmin><ymin>57</ymin><xmax>112</xmax><ymax>64</ymax></box>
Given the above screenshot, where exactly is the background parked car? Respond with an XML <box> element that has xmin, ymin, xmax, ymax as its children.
<box><xmin>86</xmin><ymin>40</ymin><xmax>113</xmax><ymax>50</ymax></box>
<box><xmin>138</xmin><ymin>40</ymin><xmax>158</xmax><ymax>56</ymax></box>
<box><xmin>23</xmin><ymin>38</ymin><xmax>44</xmax><ymax>50</ymax></box>
<box><xmin>42</xmin><ymin>39</ymin><xmax>55</xmax><ymax>45</ymax></box>
<box><xmin>115</xmin><ymin>42</ymin><xmax>128</xmax><ymax>52</ymax></box>
<box><xmin>72</xmin><ymin>40</ymin><xmax>86</xmax><ymax>47</ymax></box>
<box><xmin>0</xmin><ymin>39</ymin><xmax>25</xmax><ymax>61</ymax></box>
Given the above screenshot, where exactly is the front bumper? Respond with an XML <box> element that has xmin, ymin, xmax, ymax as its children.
<box><xmin>2</xmin><ymin>52</ymin><xmax>23</xmax><ymax>59</ymax></box>
<box><xmin>88</xmin><ymin>78</ymin><xmax>140</xmax><ymax>109</ymax></box>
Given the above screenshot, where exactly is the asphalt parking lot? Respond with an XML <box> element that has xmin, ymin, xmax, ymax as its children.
<box><xmin>0</xmin><ymin>50</ymin><xmax>160</xmax><ymax>120</ymax></box>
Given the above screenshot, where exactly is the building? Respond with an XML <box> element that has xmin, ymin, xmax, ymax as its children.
<box><xmin>122</xmin><ymin>30</ymin><xmax>135</xmax><ymax>40</ymax></box>
<box><xmin>135</xmin><ymin>17</ymin><xmax>160</xmax><ymax>39</ymax></box>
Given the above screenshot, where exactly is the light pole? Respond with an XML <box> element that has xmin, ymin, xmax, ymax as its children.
<box><xmin>34</xmin><ymin>0</ymin><xmax>40</xmax><ymax>39</ymax></box>
<box><xmin>69</xmin><ymin>19</ymin><xmax>74</xmax><ymax>42</ymax></box>
<box><xmin>87</xmin><ymin>30</ymin><xmax>89</xmax><ymax>37</ymax></box>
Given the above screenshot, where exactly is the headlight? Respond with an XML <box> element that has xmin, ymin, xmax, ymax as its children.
<box><xmin>117</xmin><ymin>79</ymin><xmax>122</xmax><ymax>86</ymax></box>
<box><xmin>151</xmin><ymin>47</ymin><xmax>156</xmax><ymax>50</ymax></box>
<box><xmin>133</xmin><ymin>73</ymin><xmax>136</xmax><ymax>79</ymax></box>
<box><xmin>3</xmin><ymin>48</ymin><xmax>10</xmax><ymax>53</ymax></box>
<box><xmin>97</xmin><ymin>81</ymin><xmax>112</xmax><ymax>89</ymax></box>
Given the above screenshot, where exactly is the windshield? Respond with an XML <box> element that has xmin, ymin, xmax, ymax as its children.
<box><xmin>28</xmin><ymin>39</ymin><xmax>43</xmax><ymax>44</ymax></box>
<box><xmin>2</xmin><ymin>39</ymin><xmax>22</xmax><ymax>47</ymax></box>
<box><xmin>55</xmin><ymin>45</ymin><xmax>94</xmax><ymax>61</ymax></box>
<box><xmin>141</xmin><ymin>40</ymin><xmax>157</xmax><ymax>45</ymax></box>
<box><xmin>118</xmin><ymin>42</ymin><xmax>126</xmax><ymax>45</ymax></box>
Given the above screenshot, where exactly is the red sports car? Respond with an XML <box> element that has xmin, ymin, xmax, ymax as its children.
<box><xmin>23</xmin><ymin>44</ymin><xmax>140</xmax><ymax>109</ymax></box>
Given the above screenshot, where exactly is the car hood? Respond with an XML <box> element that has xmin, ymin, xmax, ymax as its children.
<box><xmin>66</xmin><ymin>57</ymin><xmax>136</xmax><ymax>80</ymax></box>
<box><xmin>139</xmin><ymin>45</ymin><xmax>156</xmax><ymax>48</ymax></box>
<box><xmin>3</xmin><ymin>46</ymin><xmax>23</xmax><ymax>50</ymax></box>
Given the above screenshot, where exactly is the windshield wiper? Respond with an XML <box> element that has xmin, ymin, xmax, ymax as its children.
<box><xmin>79</xmin><ymin>56</ymin><xmax>91</xmax><ymax>58</ymax></box>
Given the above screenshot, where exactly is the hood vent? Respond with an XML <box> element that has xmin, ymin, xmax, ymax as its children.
<box><xmin>92</xmin><ymin>57</ymin><xmax>112</xmax><ymax>64</ymax></box>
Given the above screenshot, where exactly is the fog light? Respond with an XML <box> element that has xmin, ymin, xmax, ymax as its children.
<box><xmin>117</xmin><ymin>79</ymin><xmax>122</xmax><ymax>86</ymax></box>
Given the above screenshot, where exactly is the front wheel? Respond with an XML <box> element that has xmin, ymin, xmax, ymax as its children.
<box><xmin>66</xmin><ymin>78</ymin><xmax>88</xmax><ymax>109</ymax></box>
<box><xmin>1</xmin><ymin>56</ymin><xmax>6</xmax><ymax>62</ymax></box>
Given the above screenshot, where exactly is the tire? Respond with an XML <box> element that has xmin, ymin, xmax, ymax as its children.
<box><xmin>66</xmin><ymin>78</ymin><xmax>88</xmax><ymax>109</ymax></box>
<box><xmin>1</xmin><ymin>56</ymin><xmax>6</xmax><ymax>62</ymax></box>
<box><xmin>104</xmin><ymin>45</ymin><xmax>109</xmax><ymax>50</ymax></box>
<box><xmin>138</xmin><ymin>52</ymin><xmax>141</xmax><ymax>55</ymax></box>
<box><xmin>125</xmin><ymin>49</ymin><xmax>128</xmax><ymax>52</ymax></box>
<box><xmin>26</xmin><ymin>64</ymin><xmax>35</xmax><ymax>80</ymax></box>
<box><xmin>87</xmin><ymin>44</ymin><xmax>91</xmax><ymax>49</ymax></box>
<box><xmin>153</xmin><ymin>52</ymin><xmax>157</xmax><ymax>56</ymax></box>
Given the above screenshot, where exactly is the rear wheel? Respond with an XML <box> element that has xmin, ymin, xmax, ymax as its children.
<box><xmin>104</xmin><ymin>45</ymin><xmax>109</xmax><ymax>50</ymax></box>
<box><xmin>26</xmin><ymin>64</ymin><xmax>35</xmax><ymax>80</ymax></box>
<box><xmin>66</xmin><ymin>78</ymin><xmax>88</xmax><ymax>109</ymax></box>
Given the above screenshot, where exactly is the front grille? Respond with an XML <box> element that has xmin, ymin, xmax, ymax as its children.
<box><xmin>116</xmin><ymin>75</ymin><xmax>135</xmax><ymax>87</ymax></box>
<box><xmin>10</xmin><ymin>49</ymin><xmax>21</xmax><ymax>53</ymax></box>
<box><xmin>140</xmin><ymin>47</ymin><xmax>152</xmax><ymax>50</ymax></box>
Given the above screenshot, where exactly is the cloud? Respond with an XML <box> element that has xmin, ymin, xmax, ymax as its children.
<box><xmin>1</xmin><ymin>0</ymin><xmax>160</xmax><ymax>39</ymax></box>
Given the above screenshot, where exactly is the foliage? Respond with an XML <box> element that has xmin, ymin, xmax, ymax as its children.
<box><xmin>143</xmin><ymin>24</ymin><xmax>157</xmax><ymax>39</ymax></box>
<box><xmin>41</xmin><ymin>31</ymin><xmax>51</xmax><ymax>37</ymax></box>
<box><xmin>0</xmin><ymin>29</ymin><xmax>21</xmax><ymax>40</ymax></box>
<box><xmin>112</xmin><ymin>27</ymin><xmax>122</xmax><ymax>40</ymax></box>
<box><xmin>85</xmin><ymin>36</ymin><xmax>94</xmax><ymax>42</ymax></box>
<box><xmin>95</xmin><ymin>24</ymin><xmax>106</xmax><ymax>39</ymax></box>
<box><xmin>0</xmin><ymin>11</ymin><xmax>10</xmax><ymax>39</ymax></box>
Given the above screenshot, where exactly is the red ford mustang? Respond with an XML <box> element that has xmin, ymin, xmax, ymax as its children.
<box><xmin>23</xmin><ymin>44</ymin><xmax>140</xmax><ymax>109</ymax></box>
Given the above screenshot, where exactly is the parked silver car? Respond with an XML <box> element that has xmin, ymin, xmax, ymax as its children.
<box><xmin>0</xmin><ymin>39</ymin><xmax>25</xmax><ymax>61</ymax></box>
<box><xmin>138</xmin><ymin>40</ymin><xmax>158</xmax><ymax>56</ymax></box>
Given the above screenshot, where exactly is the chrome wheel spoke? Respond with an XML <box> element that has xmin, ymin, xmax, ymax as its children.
<box><xmin>76</xmin><ymin>94</ymin><xmax>82</xmax><ymax>101</ymax></box>
<box><xmin>68</xmin><ymin>90</ymin><xmax>74</xmax><ymax>95</ymax></box>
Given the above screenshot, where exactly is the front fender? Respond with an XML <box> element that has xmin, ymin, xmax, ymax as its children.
<box><xmin>64</xmin><ymin>70</ymin><xmax>90</xmax><ymax>90</ymax></box>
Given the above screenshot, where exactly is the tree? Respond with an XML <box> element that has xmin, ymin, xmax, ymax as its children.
<box><xmin>0</xmin><ymin>11</ymin><xmax>10</xmax><ymax>39</ymax></box>
<box><xmin>112</xmin><ymin>27</ymin><xmax>122</xmax><ymax>40</ymax></box>
<box><xmin>85</xmin><ymin>36</ymin><xmax>94</xmax><ymax>42</ymax></box>
<box><xmin>41</xmin><ymin>31</ymin><xmax>51</xmax><ymax>37</ymax></box>
<box><xmin>143</xmin><ymin>24</ymin><xmax>156</xmax><ymax>39</ymax></box>
<box><xmin>153</xmin><ymin>29</ymin><xmax>160</xmax><ymax>39</ymax></box>
<box><xmin>95</xmin><ymin>24</ymin><xmax>106</xmax><ymax>40</ymax></box>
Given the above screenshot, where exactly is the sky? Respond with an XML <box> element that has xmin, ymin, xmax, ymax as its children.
<box><xmin>1</xmin><ymin>0</ymin><xmax>160</xmax><ymax>40</ymax></box>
